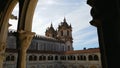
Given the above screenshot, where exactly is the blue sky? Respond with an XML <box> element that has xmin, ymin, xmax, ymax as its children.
<box><xmin>9</xmin><ymin>0</ymin><xmax>99</xmax><ymax>50</ymax></box>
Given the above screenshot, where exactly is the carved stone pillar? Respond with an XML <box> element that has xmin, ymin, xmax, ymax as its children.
<box><xmin>0</xmin><ymin>16</ymin><xmax>11</xmax><ymax>68</ymax></box>
<box><xmin>0</xmin><ymin>1</ymin><xmax>17</xmax><ymax>68</ymax></box>
<box><xmin>0</xmin><ymin>42</ymin><xmax>6</xmax><ymax>68</ymax></box>
<box><xmin>16</xmin><ymin>0</ymin><xmax>37</xmax><ymax>68</ymax></box>
<box><xmin>17</xmin><ymin>30</ymin><xmax>35</xmax><ymax>68</ymax></box>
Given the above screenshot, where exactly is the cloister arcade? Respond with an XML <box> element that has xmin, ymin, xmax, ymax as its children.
<box><xmin>0</xmin><ymin>0</ymin><xmax>120</xmax><ymax>68</ymax></box>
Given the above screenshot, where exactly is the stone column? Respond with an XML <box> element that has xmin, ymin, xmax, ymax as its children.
<box><xmin>0</xmin><ymin>1</ymin><xmax>17</xmax><ymax>68</ymax></box>
<box><xmin>16</xmin><ymin>0</ymin><xmax>37</xmax><ymax>67</ymax></box>
<box><xmin>89</xmin><ymin>20</ymin><xmax>108</xmax><ymax>68</ymax></box>
<box><xmin>0</xmin><ymin>42</ymin><xmax>6</xmax><ymax>68</ymax></box>
<box><xmin>87</xmin><ymin>0</ymin><xmax>120</xmax><ymax>68</ymax></box>
<box><xmin>17</xmin><ymin>30</ymin><xmax>35</xmax><ymax>68</ymax></box>
<box><xmin>0</xmin><ymin>19</ymin><xmax>12</xmax><ymax>68</ymax></box>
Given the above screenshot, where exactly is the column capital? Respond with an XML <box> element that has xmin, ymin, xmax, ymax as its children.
<box><xmin>0</xmin><ymin>42</ymin><xmax>6</xmax><ymax>59</ymax></box>
<box><xmin>17</xmin><ymin>30</ymin><xmax>35</xmax><ymax>51</ymax></box>
<box><xmin>87</xmin><ymin>0</ymin><xmax>102</xmax><ymax>27</ymax></box>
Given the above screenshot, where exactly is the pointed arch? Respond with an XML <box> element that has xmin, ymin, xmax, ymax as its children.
<box><xmin>94</xmin><ymin>55</ymin><xmax>99</xmax><ymax>60</ymax></box>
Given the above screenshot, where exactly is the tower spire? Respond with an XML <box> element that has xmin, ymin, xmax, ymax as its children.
<box><xmin>64</xmin><ymin>17</ymin><xmax>66</xmax><ymax>22</ymax></box>
<box><xmin>50</xmin><ymin>22</ymin><xmax>53</xmax><ymax>27</ymax></box>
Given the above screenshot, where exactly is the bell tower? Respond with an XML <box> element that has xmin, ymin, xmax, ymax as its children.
<box><xmin>57</xmin><ymin>17</ymin><xmax>73</xmax><ymax>51</ymax></box>
<box><xmin>45</xmin><ymin>23</ymin><xmax>57</xmax><ymax>38</ymax></box>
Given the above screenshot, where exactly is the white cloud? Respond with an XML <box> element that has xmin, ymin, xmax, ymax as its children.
<box><xmin>73</xmin><ymin>29</ymin><xmax>96</xmax><ymax>41</ymax></box>
<box><xmin>9</xmin><ymin>19</ymin><xmax>18</xmax><ymax>30</ymax></box>
<box><xmin>31</xmin><ymin>0</ymin><xmax>99</xmax><ymax>50</ymax></box>
<box><xmin>12</xmin><ymin>3</ymin><xmax>19</xmax><ymax>16</ymax></box>
<box><xmin>9</xmin><ymin>0</ymin><xmax>99</xmax><ymax>50</ymax></box>
<box><xmin>38</xmin><ymin>0</ymin><xmax>57</xmax><ymax>5</ymax></box>
<box><xmin>72</xmin><ymin>25</ymin><xmax>99</xmax><ymax>50</ymax></box>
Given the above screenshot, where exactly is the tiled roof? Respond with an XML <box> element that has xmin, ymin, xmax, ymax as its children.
<box><xmin>5</xmin><ymin>48</ymin><xmax>100</xmax><ymax>54</ymax></box>
<box><xmin>8</xmin><ymin>29</ymin><xmax>64</xmax><ymax>43</ymax></box>
<box><xmin>64</xmin><ymin>48</ymin><xmax>100</xmax><ymax>54</ymax></box>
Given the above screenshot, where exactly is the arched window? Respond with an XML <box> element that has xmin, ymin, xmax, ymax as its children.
<box><xmin>48</xmin><ymin>56</ymin><xmax>50</xmax><ymax>60</ymax></box>
<box><xmin>55</xmin><ymin>56</ymin><xmax>58</xmax><ymax>60</ymax></box>
<box><xmin>67</xmin><ymin>30</ymin><xmax>69</xmax><ymax>36</ymax></box>
<box><xmin>48</xmin><ymin>55</ymin><xmax>53</xmax><ymax>60</ymax></box>
<box><xmin>77</xmin><ymin>56</ymin><xmax>80</xmax><ymax>60</ymax></box>
<box><xmin>6</xmin><ymin>55</ymin><xmax>15</xmax><ymax>61</ymax></box>
<box><xmin>60</xmin><ymin>56</ymin><xmax>66</xmax><ymax>60</ymax></box>
<box><xmin>68</xmin><ymin>56</ymin><xmax>70</xmax><ymax>60</ymax></box>
<box><xmin>39</xmin><ymin>55</ymin><xmax>46</xmax><ymax>61</ymax></box>
<box><xmin>29</xmin><ymin>55</ymin><xmax>37</xmax><ymax>61</ymax></box>
<box><xmin>70</xmin><ymin>55</ymin><xmax>72</xmax><ymax>60</ymax></box>
<box><xmin>34</xmin><ymin>56</ymin><xmax>37</xmax><ymax>61</ymax></box>
<box><xmin>68</xmin><ymin>55</ymin><xmax>74</xmax><ymax>60</ymax></box>
<box><xmin>11</xmin><ymin>55</ymin><xmax>15</xmax><ymax>61</ymax></box>
<box><xmin>94</xmin><ymin>55</ymin><xmax>99</xmax><ymax>60</ymax></box>
<box><xmin>83</xmin><ymin>56</ymin><xmax>86</xmax><ymax>60</ymax></box>
<box><xmin>51</xmin><ymin>56</ymin><xmax>53</xmax><ymax>60</ymax></box>
<box><xmin>88</xmin><ymin>55</ymin><xmax>93</xmax><ymax>60</ymax></box>
<box><xmin>80</xmin><ymin>55</ymin><xmax>83</xmax><ymax>60</ymax></box>
<box><xmin>6</xmin><ymin>56</ymin><xmax>10</xmax><ymax>61</ymax></box>
<box><xmin>39</xmin><ymin>56</ymin><xmax>42</xmax><ymax>61</ymax></box>
<box><xmin>29</xmin><ymin>55</ymin><xmax>32</xmax><ymax>61</ymax></box>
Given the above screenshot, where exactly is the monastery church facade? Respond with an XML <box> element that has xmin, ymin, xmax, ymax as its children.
<box><xmin>4</xmin><ymin>18</ymin><xmax>101</xmax><ymax>68</ymax></box>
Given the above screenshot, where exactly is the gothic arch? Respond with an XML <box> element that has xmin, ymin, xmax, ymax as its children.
<box><xmin>6</xmin><ymin>54</ymin><xmax>15</xmax><ymax>61</ymax></box>
<box><xmin>0</xmin><ymin>0</ymin><xmax>18</xmax><ymax>27</ymax></box>
<box><xmin>94</xmin><ymin>55</ymin><xmax>99</xmax><ymax>60</ymax></box>
<box><xmin>29</xmin><ymin>55</ymin><xmax>37</xmax><ymax>61</ymax></box>
<box><xmin>39</xmin><ymin>55</ymin><xmax>46</xmax><ymax>61</ymax></box>
<box><xmin>0</xmin><ymin>2</ymin><xmax>18</xmax><ymax>63</ymax></box>
<box><xmin>48</xmin><ymin>55</ymin><xmax>53</xmax><ymax>60</ymax></box>
<box><xmin>55</xmin><ymin>55</ymin><xmax>58</xmax><ymax>60</ymax></box>
<box><xmin>67</xmin><ymin>30</ymin><xmax>69</xmax><ymax>36</ymax></box>
<box><xmin>0</xmin><ymin>0</ymin><xmax>38</xmax><ymax>68</ymax></box>
<box><xmin>88</xmin><ymin>55</ymin><xmax>93</xmax><ymax>60</ymax></box>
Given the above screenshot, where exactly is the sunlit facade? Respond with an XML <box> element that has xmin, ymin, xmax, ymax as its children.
<box><xmin>4</xmin><ymin>18</ymin><xmax>101</xmax><ymax>68</ymax></box>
